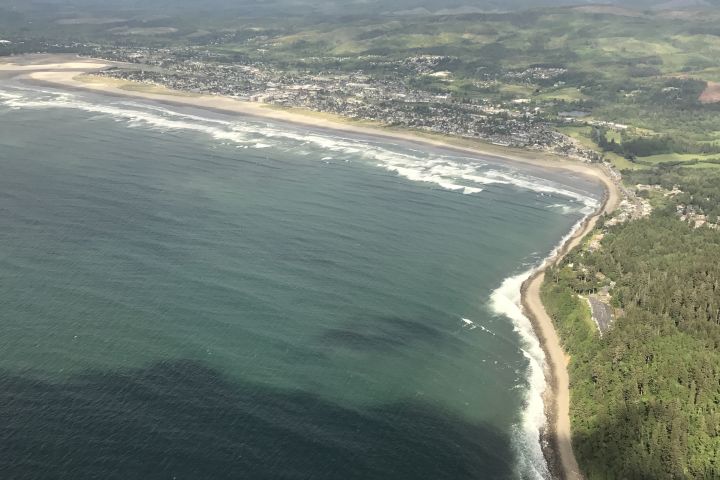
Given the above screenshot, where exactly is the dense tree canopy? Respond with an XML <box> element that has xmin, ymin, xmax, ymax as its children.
<box><xmin>542</xmin><ymin>168</ymin><xmax>720</xmax><ymax>479</ymax></box>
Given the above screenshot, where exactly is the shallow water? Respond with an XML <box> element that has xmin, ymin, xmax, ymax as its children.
<box><xmin>0</xmin><ymin>85</ymin><xmax>600</xmax><ymax>479</ymax></box>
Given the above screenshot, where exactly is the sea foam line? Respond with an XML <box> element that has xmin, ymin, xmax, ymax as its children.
<box><xmin>0</xmin><ymin>86</ymin><xmax>597</xmax><ymax>207</ymax></box>
<box><xmin>489</xmin><ymin>215</ymin><xmax>588</xmax><ymax>480</ymax></box>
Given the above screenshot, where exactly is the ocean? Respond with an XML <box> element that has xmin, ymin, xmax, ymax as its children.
<box><xmin>0</xmin><ymin>84</ymin><xmax>601</xmax><ymax>479</ymax></box>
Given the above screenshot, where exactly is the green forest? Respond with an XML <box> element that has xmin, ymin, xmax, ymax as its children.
<box><xmin>542</xmin><ymin>168</ymin><xmax>720</xmax><ymax>478</ymax></box>
<box><xmin>628</xmin><ymin>169</ymin><xmax>720</xmax><ymax>221</ymax></box>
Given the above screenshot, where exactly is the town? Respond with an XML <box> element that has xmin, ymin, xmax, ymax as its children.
<box><xmin>81</xmin><ymin>44</ymin><xmax>602</xmax><ymax>162</ymax></box>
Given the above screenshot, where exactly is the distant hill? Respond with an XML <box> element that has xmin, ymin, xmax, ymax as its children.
<box><xmin>2</xmin><ymin>0</ymin><xmax>719</xmax><ymax>18</ymax></box>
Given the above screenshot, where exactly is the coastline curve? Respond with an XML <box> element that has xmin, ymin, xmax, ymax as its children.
<box><xmin>518</xmin><ymin>164</ymin><xmax>618</xmax><ymax>480</ymax></box>
<box><xmin>1</xmin><ymin>54</ymin><xmax>622</xmax><ymax>480</ymax></box>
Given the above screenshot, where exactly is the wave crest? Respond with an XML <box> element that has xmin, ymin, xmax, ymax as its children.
<box><xmin>0</xmin><ymin>86</ymin><xmax>597</xmax><ymax>210</ymax></box>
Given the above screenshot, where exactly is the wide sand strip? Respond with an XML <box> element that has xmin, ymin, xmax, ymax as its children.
<box><xmin>2</xmin><ymin>55</ymin><xmax>622</xmax><ymax>480</ymax></box>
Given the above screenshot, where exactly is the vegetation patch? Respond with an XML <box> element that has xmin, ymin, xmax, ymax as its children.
<box><xmin>544</xmin><ymin>168</ymin><xmax>720</xmax><ymax>478</ymax></box>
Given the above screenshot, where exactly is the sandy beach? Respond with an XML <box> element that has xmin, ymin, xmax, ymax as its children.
<box><xmin>0</xmin><ymin>55</ymin><xmax>602</xmax><ymax>177</ymax></box>
<box><xmin>522</xmin><ymin>170</ymin><xmax>618</xmax><ymax>480</ymax></box>
<box><xmin>1</xmin><ymin>54</ymin><xmax>621</xmax><ymax>480</ymax></box>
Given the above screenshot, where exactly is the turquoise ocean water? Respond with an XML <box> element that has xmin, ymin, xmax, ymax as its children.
<box><xmin>0</xmin><ymin>84</ymin><xmax>601</xmax><ymax>479</ymax></box>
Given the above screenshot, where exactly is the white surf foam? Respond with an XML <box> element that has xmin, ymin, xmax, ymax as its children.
<box><xmin>0</xmin><ymin>89</ymin><xmax>23</xmax><ymax>100</ymax></box>
<box><xmin>0</xmin><ymin>88</ymin><xmax>491</xmax><ymax>196</ymax></box>
<box><xmin>547</xmin><ymin>203</ymin><xmax>588</xmax><ymax>215</ymax></box>
<box><xmin>477</xmin><ymin>169</ymin><xmax>598</xmax><ymax>210</ymax></box>
<box><xmin>488</xmin><ymin>215</ymin><xmax>588</xmax><ymax>480</ymax></box>
<box><xmin>490</xmin><ymin>272</ymin><xmax>551</xmax><ymax>480</ymax></box>
<box><xmin>0</xmin><ymin>86</ymin><xmax>598</xmax><ymax>207</ymax></box>
<box><xmin>478</xmin><ymin>324</ymin><xmax>496</xmax><ymax>336</ymax></box>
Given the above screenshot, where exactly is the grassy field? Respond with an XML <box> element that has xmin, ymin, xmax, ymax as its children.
<box><xmin>536</xmin><ymin>87</ymin><xmax>586</xmax><ymax>102</ymax></box>
<box><xmin>558</xmin><ymin>126</ymin><xmax>640</xmax><ymax>170</ymax></box>
<box><xmin>639</xmin><ymin>153</ymin><xmax>720</xmax><ymax>164</ymax></box>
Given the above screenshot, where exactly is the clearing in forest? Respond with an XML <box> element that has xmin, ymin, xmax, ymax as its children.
<box><xmin>700</xmin><ymin>81</ymin><xmax>720</xmax><ymax>104</ymax></box>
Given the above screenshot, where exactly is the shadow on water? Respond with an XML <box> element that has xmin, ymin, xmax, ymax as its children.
<box><xmin>1</xmin><ymin>360</ymin><xmax>514</xmax><ymax>479</ymax></box>
<box><xmin>319</xmin><ymin>315</ymin><xmax>460</xmax><ymax>353</ymax></box>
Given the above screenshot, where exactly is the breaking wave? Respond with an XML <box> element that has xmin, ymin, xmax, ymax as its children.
<box><xmin>0</xmin><ymin>86</ymin><xmax>597</xmax><ymax>207</ymax></box>
<box><xmin>489</xmin><ymin>214</ymin><xmax>589</xmax><ymax>480</ymax></box>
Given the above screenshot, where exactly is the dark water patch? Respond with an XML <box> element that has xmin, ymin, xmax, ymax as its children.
<box><xmin>0</xmin><ymin>360</ymin><xmax>514</xmax><ymax>479</ymax></box>
<box><xmin>321</xmin><ymin>327</ymin><xmax>406</xmax><ymax>352</ymax></box>
<box><xmin>319</xmin><ymin>315</ymin><xmax>457</xmax><ymax>353</ymax></box>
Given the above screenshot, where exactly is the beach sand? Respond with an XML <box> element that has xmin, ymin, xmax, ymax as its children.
<box><xmin>522</xmin><ymin>170</ymin><xmax>618</xmax><ymax>480</ymax></box>
<box><xmin>0</xmin><ymin>54</ymin><xmax>108</xmax><ymax>71</ymax></box>
<box><xmin>1</xmin><ymin>54</ymin><xmax>622</xmax><ymax>480</ymax></box>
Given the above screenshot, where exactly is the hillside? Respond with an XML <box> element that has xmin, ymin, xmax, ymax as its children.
<box><xmin>2</xmin><ymin>0</ymin><xmax>720</xmax><ymax>18</ymax></box>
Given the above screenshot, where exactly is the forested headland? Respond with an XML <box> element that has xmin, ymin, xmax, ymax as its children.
<box><xmin>542</xmin><ymin>168</ymin><xmax>720</xmax><ymax>479</ymax></box>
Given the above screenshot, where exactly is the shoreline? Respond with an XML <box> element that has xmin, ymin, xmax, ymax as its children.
<box><xmin>520</xmin><ymin>165</ymin><xmax>618</xmax><ymax>480</ymax></box>
<box><xmin>0</xmin><ymin>54</ymin><xmax>605</xmax><ymax>180</ymax></box>
<box><xmin>1</xmin><ymin>54</ymin><xmax>622</xmax><ymax>480</ymax></box>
